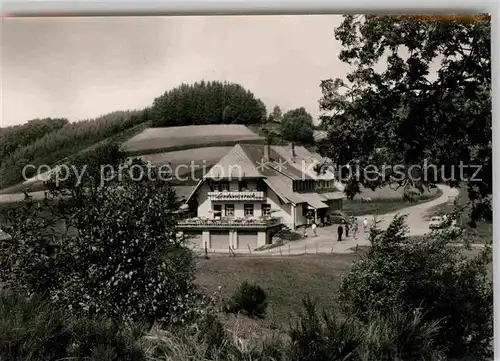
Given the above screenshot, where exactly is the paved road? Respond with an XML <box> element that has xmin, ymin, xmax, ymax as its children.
<box><xmin>260</xmin><ymin>184</ymin><xmax>458</xmax><ymax>255</ymax></box>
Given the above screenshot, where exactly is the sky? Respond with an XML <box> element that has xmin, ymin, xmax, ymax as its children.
<box><xmin>1</xmin><ymin>15</ymin><xmax>353</xmax><ymax>127</ymax></box>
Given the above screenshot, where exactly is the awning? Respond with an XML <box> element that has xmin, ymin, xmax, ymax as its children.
<box><xmin>300</xmin><ymin>193</ymin><xmax>329</xmax><ymax>209</ymax></box>
<box><xmin>320</xmin><ymin>191</ymin><xmax>345</xmax><ymax>200</ymax></box>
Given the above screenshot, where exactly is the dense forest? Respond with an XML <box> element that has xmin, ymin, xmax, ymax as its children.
<box><xmin>0</xmin><ymin>118</ymin><xmax>69</xmax><ymax>166</ymax></box>
<box><xmin>151</xmin><ymin>81</ymin><xmax>267</xmax><ymax>127</ymax></box>
<box><xmin>0</xmin><ymin>110</ymin><xmax>150</xmax><ymax>188</ymax></box>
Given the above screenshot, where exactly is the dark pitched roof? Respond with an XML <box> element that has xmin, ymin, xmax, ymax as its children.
<box><xmin>203</xmin><ymin>144</ymin><xmax>262</xmax><ymax>179</ymax></box>
<box><xmin>239</xmin><ymin>144</ymin><xmax>314</xmax><ymax>180</ymax></box>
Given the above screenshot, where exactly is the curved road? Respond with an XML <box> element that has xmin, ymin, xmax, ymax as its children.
<box><xmin>256</xmin><ymin>184</ymin><xmax>459</xmax><ymax>255</ymax></box>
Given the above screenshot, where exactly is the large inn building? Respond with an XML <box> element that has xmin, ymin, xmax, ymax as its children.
<box><xmin>177</xmin><ymin>143</ymin><xmax>345</xmax><ymax>251</ymax></box>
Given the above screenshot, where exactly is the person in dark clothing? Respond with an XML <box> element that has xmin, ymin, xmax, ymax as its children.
<box><xmin>337</xmin><ymin>225</ymin><xmax>344</xmax><ymax>242</ymax></box>
<box><xmin>345</xmin><ymin>220</ymin><xmax>350</xmax><ymax>237</ymax></box>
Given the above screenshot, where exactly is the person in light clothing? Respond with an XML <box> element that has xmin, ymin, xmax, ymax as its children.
<box><xmin>352</xmin><ymin>218</ymin><xmax>359</xmax><ymax>240</ymax></box>
<box><xmin>311</xmin><ymin>222</ymin><xmax>317</xmax><ymax>237</ymax></box>
<box><xmin>363</xmin><ymin>217</ymin><xmax>368</xmax><ymax>232</ymax></box>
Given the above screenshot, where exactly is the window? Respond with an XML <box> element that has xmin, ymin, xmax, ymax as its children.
<box><xmin>244</xmin><ymin>204</ymin><xmax>254</xmax><ymax>217</ymax></box>
<box><xmin>225</xmin><ymin>204</ymin><xmax>235</xmax><ymax>217</ymax></box>
<box><xmin>239</xmin><ymin>180</ymin><xmax>248</xmax><ymax>191</ymax></box>
<box><xmin>213</xmin><ymin>181</ymin><xmax>229</xmax><ymax>191</ymax></box>
<box><xmin>302</xmin><ymin>204</ymin><xmax>309</xmax><ymax>216</ymax></box>
<box><xmin>213</xmin><ymin>205</ymin><xmax>222</xmax><ymax>219</ymax></box>
<box><xmin>261</xmin><ymin>204</ymin><xmax>271</xmax><ymax>217</ymax></box>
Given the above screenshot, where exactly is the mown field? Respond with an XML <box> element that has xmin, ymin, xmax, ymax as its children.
<box><xmin>122</xmin><ymin>124</ymin><xmax>265</xmax><ymax>155</ymax></box>
<box><xmin>342</xmin><ymin>185</ymin><xmax>443</xmax><ymax>216</ymax></box>
<box><xmin>196</xmin><ymin>254</ymin><xmax>357</xmax><ymax>327</ymax></box>
<box><xmin>137</xmin><ymin>146</ymin><xmax>232</xmax><ymax>186</ymax></box>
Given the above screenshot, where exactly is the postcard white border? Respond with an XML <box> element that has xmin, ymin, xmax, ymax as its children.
<box><xmin>2</xmin><ymin>0</ymin><xmax>499</xmax><ymax>358</ymax></box>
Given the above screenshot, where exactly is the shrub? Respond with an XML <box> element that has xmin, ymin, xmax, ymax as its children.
<box><xmin>274</xmin><ymin>227</ymin><xmax>303</xmax><ymax>242</ymax></box>
<box><xmin>225</xmin><ymin>281</ymin><xmax>268</xmax><ymax>319</ymax></box>
<box><xmin>0</xmin><ymin>159</ymin><xmax>200</xmax><ymax>327</ymax></box>
<box><xmin>0</xmin><ymin>291</ymin><xmax>146</xmax><ymax>361</ymax></box>
<box><xmin>288</xmin><ymin>297</ymin><xmax>360</xmax><ymax>360</ymax></box>
<box><xmin>339</xmin><ymin>215</ymin><xmax>493</xmax><ymax>360</ymax></box>
<box><xmin>287</xmin><ymin>297</ymin><xmax>444</xmax><ymax>361</ymax></box>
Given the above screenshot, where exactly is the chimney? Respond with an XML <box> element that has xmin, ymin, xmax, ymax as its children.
<box><xmin>264</xmin><ymin>143</ymin><xmax>270</xmax><ymax>160</ymax></box>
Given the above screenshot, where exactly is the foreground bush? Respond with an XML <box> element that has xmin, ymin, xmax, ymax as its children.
<box><xmin>339</xmin><ymin>215</ymin><xmax>493</xmax><ymax>360</ymax></box>
<box><xmin>0</xmin><ymin>159</ymin><xmax>200</xmax><ymax>327</ymax></box>
<box><xmin>0</xmin><ymin>291</ymin><xmax>146</xmax><ymax>361</ymax></box>
<box><xmin>287</xmin><ymin>297</ymin><xmax>443</xmax><ymax>361</ymax></box>
<box><xmin>225</xmin><ymin>281</ymin><xmax>268</xmax><ymax>319</ymax></box>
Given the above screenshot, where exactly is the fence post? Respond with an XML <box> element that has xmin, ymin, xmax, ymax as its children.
<box><xmin>204</xmin><ymin>242</ymin><xmax>209</xmax><ymax>259</ymax></box>
<box><xmin>279</xmin><ymin>246</ymin><xmax>283</xmax><ymax>256</ymax></box>
<box><xmin>305</xmin><ymin>245</ymin><xmax>307</xmax><ymax>254</ymax></box>
<box><xmin>316</xmin><ymin>243</ymin><xmax>318</xmax><ymax>254</ymax></box>
<box><xmin>247</xmin><ymin>244</ymin><xmax>252</xmax><ymax>254</ymax></box>
<box><xmin>288</xmin><ymin>243</ymin><xmax>290</xmax><ymax>255</ymax></box>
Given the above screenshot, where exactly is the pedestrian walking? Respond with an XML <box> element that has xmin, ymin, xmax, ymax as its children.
<box><xmin>352</xmin><ymin>219</ymin><xmax>359</xmax><ymax>240</ymax></box>
<box><xmin>363</xmin><ymin>217</ymin><xmax>368</xmax><ymax>232</ymax></box>
<box><xmin>345</xmin><ymin>220</ymin><xmax>350</xmax><ymax>237</ymax></box>
<box><xmin>311</xmin><ymin>222</ymin><xmax>317</xmax><ymax>237</ymax></box>
<box><xmin>337</xmin><ymin>224</ymin><xmax>344</xmax><ymax>242</ymax></box>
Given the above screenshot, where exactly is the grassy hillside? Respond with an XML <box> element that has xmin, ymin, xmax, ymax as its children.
<box><xmin>0</xmin><ymin>110</ymin><xmax>151</xmax><ymax>189</ymax></box>
<box><xmin>0</xmin><ymin>121</ymin><xmax>150</xmax><ymax>195</ymax></box>
<box><xmin>0</xmin><ymin>118</ymin><xmax>69</xmax><ymax>165</ymax></box>
<box><xmin>197</xmin><ymin>254</ymin><xmax>357</xmax><ymax>327</ymax></box>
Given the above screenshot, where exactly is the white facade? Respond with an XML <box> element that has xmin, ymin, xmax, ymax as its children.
<box><xmin>195</xmin><ymin>179</ymin><xmax>306</xmax><ymax>229</ymax></box>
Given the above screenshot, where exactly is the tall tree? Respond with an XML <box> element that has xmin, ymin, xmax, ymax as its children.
<box><xmin>319</xmin><ymin>15</ymin><xmax>491</xmax><ymax>222</ymax></box>
<box><xmin>268</xmin><ymin>105</ymin><xmax>283</xmax><ymax>123</ymax></box>
<box><xmin>280</xmin><ymin>107</ymin><xmax>315</xmax><ymax>145</ymax></box>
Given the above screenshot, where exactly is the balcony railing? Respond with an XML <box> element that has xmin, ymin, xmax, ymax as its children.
<box><xmin>207</xmin><ymin>190</ymin><xmax>266</xmax><ymax>201</ymax></box>
<box><xmin>177</xmin><ymin>216</ymin><xmax>282</xmax><ymax>229</ymax></box>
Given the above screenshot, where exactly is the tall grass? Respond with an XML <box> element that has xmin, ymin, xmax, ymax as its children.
<box><xmin>0</xmin><ymin>291</ymin><xmax>147</xmax><ymax>361</ymax></box>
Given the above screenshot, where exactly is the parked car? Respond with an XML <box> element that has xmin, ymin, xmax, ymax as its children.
<box><xmin>429</xmin><ymin>216</ymin><xmax>446</xmax><ymax>230</ymax></box>
<box><xmin>329</xmin><ymin>210</ymin><xmax>350</xmax><ymax>225</ymax></box>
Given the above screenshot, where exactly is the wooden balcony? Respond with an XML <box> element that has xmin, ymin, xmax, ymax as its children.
<box><xmin>177</xmin><ymin>216</ymin><xmax>282</xmax><ymax>230</ymax></box>
<box><xmin>207</xmin><ymin>190</ymin><xmax>266</xmax><ymax>201</ymax></box>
